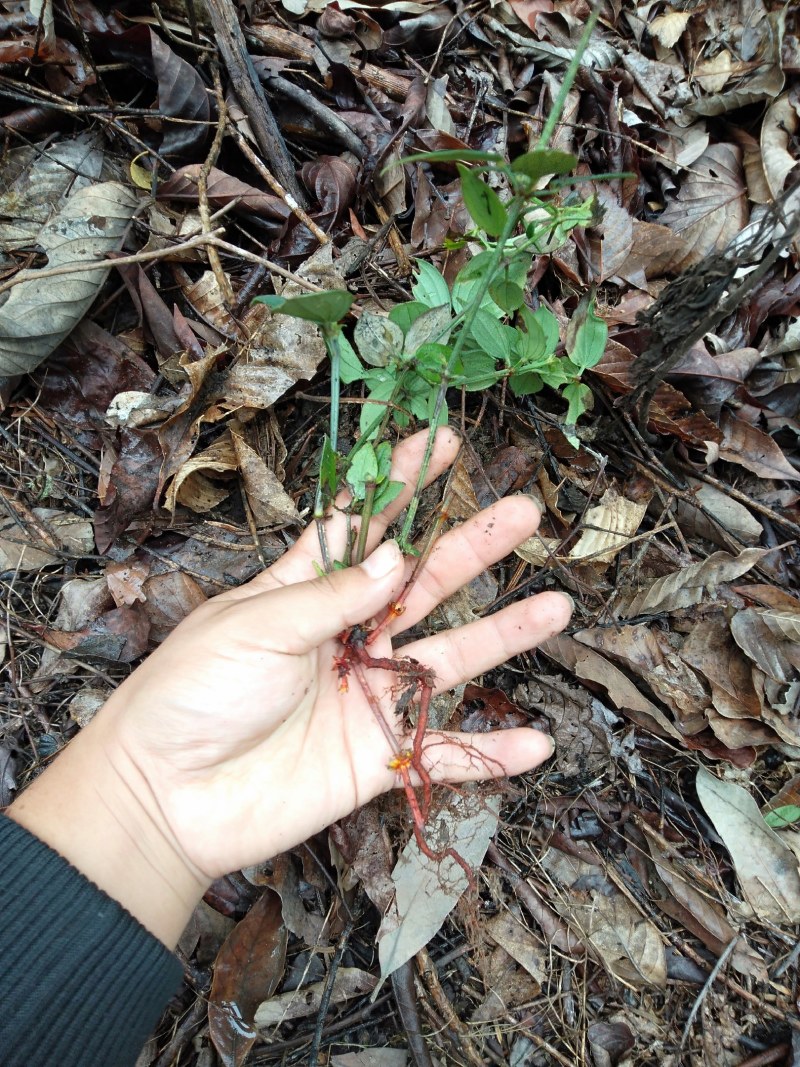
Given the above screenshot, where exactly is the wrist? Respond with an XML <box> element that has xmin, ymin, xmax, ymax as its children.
<box><xmin>7</xmin><ymin>708</ymin><xmax>208</xmax><ymax>948</ymax></box>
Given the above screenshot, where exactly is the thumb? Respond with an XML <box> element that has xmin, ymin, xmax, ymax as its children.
<box><xmin>241</xmin><ymin>539</ymin><xmax>405</xmax><ymax>654</ymax></box>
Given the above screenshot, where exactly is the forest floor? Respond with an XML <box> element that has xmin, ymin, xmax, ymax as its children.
<box><xmin>1</xmin><ymin>0</ymin><xmax>800</xmax><ymax>1065</ymax></box>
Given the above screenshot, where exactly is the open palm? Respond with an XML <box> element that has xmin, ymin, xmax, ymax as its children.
<box><xmin>106</xmin><ymin>428</ymin><xmax>572</xmax><ymax>881</ymax></box>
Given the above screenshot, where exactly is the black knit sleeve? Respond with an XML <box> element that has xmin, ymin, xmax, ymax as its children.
<box><xmin>0</xmin><ymin>814</ymin><xmax>184</xmax><ymax>1067</ymax></box>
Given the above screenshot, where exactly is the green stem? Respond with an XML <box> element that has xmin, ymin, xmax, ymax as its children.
<box><xmin>536</xmin><ymin>4</ymin><xmax>601</xmax><ymax>150</ymax></box>
<box><xmin>354</xmin><ymin>481</ymin><xmax>376</xmax><ymax>565</ymax></box>
<box><xmin>314</xmin><ymin>328</ymin><xmax>343</xmax><ymax>572</ymax></box>
<box><xmin>399</xmin><ymin>201</ymin><xmax>524</xmax><ymax>547</ymax></box>
<box><xmin>326</xmin><ymin>327</ymin><xmax>342</xmax><ymax>455</ymax></box>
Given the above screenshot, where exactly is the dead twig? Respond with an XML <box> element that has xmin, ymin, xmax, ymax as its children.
<box><xmin>203</xmin><ymin>0</ymin><xmax>305</xmax><ymax>205</ymax></box>
<box><xmin>198</xmin><ymin>65</ymin><xmax>235</xmax><ymax>305</ymax></box>
<box><xmin>392</xmin><ymin>960</ymin><xmax>434</xmax><ymax>1067</ymax></box>
<box><xmin>0</xmin><ymin>229</ymin><xmax>226</xmax><ymax>296</ymax></box>
<box><xmin>228</xmin><ymin>123</ymin><xmax>329</xmax><ymax>245</ymax></box>
<box><xmin>680</xmin><ymin>935</ymin><xmax>740</xmax><ymax>1051</ymax></box>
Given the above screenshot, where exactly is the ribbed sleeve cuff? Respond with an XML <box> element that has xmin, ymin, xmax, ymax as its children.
<box><xmin>0</xmin><ymin>814</ymin><xmax>184</xmax><ymax>1067</ymax></box>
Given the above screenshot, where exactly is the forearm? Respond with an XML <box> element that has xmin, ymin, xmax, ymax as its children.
<box><xmin>7</xmin><ymin>709</ymin><xmax>208</xmax><ymax>948</ymax></box>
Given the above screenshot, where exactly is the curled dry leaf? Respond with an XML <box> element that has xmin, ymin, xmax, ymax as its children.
<box><xmin>209</xmin><ymin>888</ymin><xmax>287</xmax><ymax>1067</ymax></box>
<box><xmin>696</xmin><ymin>768</ymin><xmax>800</xmax><ymax>925</ymax></box>
<box><xmin>254</xmin><ymin>967</ymin><xmax>376</xmax><ymax>1029</ymax></box>
<box><xmin>730</xmin><ymin>608</ymin><xmax>800</xmax><ymax>685</ymax></box>
<box><xmin>378</xmin><ymin>787</ymin><xmax>500</xmax><ymax>979</ymax></box>
<box><xmin>620</xmin><ymin>547</ymin><xmax>768</xmax><ymax>618</ymax></box>
<box><xmin>0</xmin><ymin>182</ymin><xmax>138</xmax><ymax>376</ymax></box>
<box><xmin>719</xmin><ymin>411</ymin><xmax>800</xmax><ymax>482</ymax></box>
<box><xmin>567</xmin><ymin>487</ymin><xmax>647</xmax><ymax>566</ymax></box>
<box><xmin>760</xmin><ymin>94</ymin><xmax>799</xmax><ymax>200</ymax></box>
<box><xmin>540</xmin><ymin>632</ymin><xmax>682</xmax><ymax>741</ymax></box>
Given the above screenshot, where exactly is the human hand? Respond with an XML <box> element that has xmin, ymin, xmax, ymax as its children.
<box><xmin>10</xmin><ymin>429</ymin><xmax>572</xmax><ymax>945</ymax></box>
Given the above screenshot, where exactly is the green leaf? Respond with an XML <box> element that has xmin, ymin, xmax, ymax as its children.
<box><xmin>510</xmin><ymin>149</ymin><xmax>577</xmax><ymax>183</ymax></box>
<box><xmin>412</xmin><ymin>261</ymin><xmax>451</xmax><ymax>309</ymax></box>
<box><xmin>372</xmin><ymin>479</ymin><xmax>405</xmax><ymax>514</ymax></box>
<box><xmin>457</xmin><ymin>164</ymin><xmax>508</xmax><ymax>237</ymax></box>
<box><xmin>765</xmin><ymin>805</ymin><xmax>800</xmax><ymax>829</ymax></box>
<box><xmin>490</xmin><ymin>278</ymin><xmax>525</xmax><ymax>312</ymax></box>
<box><xmin>360</xmin><ymin>372</ymin><xmax>396</xmax><ymax>435</ymax></box>
<box><xmin>374</xmin><ymin>439</ymin><xmax>393</xmax><ymax>484</ymax></box>
<box><xmin>565</xmin><ymin>293</ymin><xmax>607</xmax><ymax>372</ymax></box>
<box><xmin>403</xmin><ymin>304</ymin><xmax>452</xmax><ymax>356</ymax></box>
<box><xmin>354</xmin><ymin>310</ymin><xmax>404</xmax><ymax>368</ymax></box>
<box><xmin>413</xmin><ymin>342</ymin><xmax>450</xmax><ymax>385</ymax></box>
<box><xmin>389</xmin><ymin>301</ymin><xmax>429</xmax><ymax>333</ymax></box>
<box><xmin>456</xmin><ymin>248</ymin><xmax>498</xmax><ymax>282</ymax></box>
<box><xmin>563</xmin><ymin>380</ymin><xmax>593</xmax><ymax>444</ymax></box>
<box><xmin>346</xmin><ymin>442</ymin><xmax>378</xmax><ymax>499</ymax></box>
<box><xmin>514</xmin><ymin>311</ymin><xmax>547</xmax><ymax>366</ymax></box>
<box><xmin>509</xmin><ymin>369</ymin><xmax>543</xmax><ymax>396</ymax></box>
<box><xmin>531</xmin><ymin>305</ymin><xmax>560</xmax><ymax>351</ymax></box>
<box><xmin>399</xmin><ymin>149</ymin><xmax>504</xmax><ymax>166</ymax></box>
<box><xmin>469</xmin><ymin>309</ymin><xmax>514</xmax><ymax>365</ymax></box>
<box><xmin>251</xmin><ymin>289</ymin><xmax>353</xmax><ymax>324</ymax></box>
<box><xmin>459</xmin><ymin>348</ymin><xmax>499</xmax><ymax>390</ymax></box>
<box><xmin>337</xmin><ymin>336</ymin><xmax>364</xmax><ymax>384</ymax></box>
<box><xmin>451</xmin><ymin>270</ymin><xmax>504</xmax><ymax>319</ymax></box>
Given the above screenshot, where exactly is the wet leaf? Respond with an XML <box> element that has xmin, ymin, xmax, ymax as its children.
<box><xmin>209</xmin><ymin>889</ymin><xmax>287</xmax><ymax>1067</ymax></box>
<box><xmin>696</xmin><ymin>768</ymin><xmax>800</xmax><ymax>925</ymax></box>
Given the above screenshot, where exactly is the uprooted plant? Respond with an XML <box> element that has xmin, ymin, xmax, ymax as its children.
<box><xmin>252</xmin><ymin>8</ymin><xmax>609</xmax><ymax>875</ymax></box>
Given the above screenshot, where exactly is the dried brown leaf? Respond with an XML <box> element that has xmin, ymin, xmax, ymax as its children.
<box><xmin>540</xmin><ymin>632</ymin><xmax>682</xmax><ymax>740</ymax></box>
<box><xmin>658</xmin><ymin>144</ymin><xmax>748</xmax><ymax>270</ymax></box>
<box><xmin>645</xmin><ymin>837</ymin><xmax>768</xmax><ymax>981</ymax></box>
<box><xmin>567</xmin><ymin>487</ymin><xmax>647</xmax><ymax>565</ymax></box>
<box><xmin>209</xmin><ymin>889</ymin><xmax>287</xmax><ymax>1067</ymax></box>
<box><xmin>539</xmin><ymin>847</ymin><xmax>666</xmax><ymax>987</ymax></box>
<box><xmin>0</xmin><ymin>182</ymin><xmax>138</xmax><ymax>376</ymax></box>
<box><xmin>731</xmin><ymin>608</ymin><xmax>800</xmax><ymax>684</ymax></box>
<box><xmin>621</xmin><ymin>548</ymin><xmax>768</xmax><ymax>618</ymax></box>
<box><xmin>696</xmin><ymin>768</ymin><xmax>800</xmax><ymax>925</ymax></box>
<box><xmin>719</xmin><ymin>411</ymin><xmax>800</xmax><ymax>481</ymax></box>
<box><xmin>255</xmin><ymin>968</ymin><xmax>376</xmax><ymax>1029</ymax></box>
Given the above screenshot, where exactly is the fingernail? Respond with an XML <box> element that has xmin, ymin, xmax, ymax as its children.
<box><xmin>555</xmin><ymin>590</ymin><xmax>574</xmax><ymax>613</ymax></box>
<box><xmin>522</xmin><ymin>492</ymin><xmax>542</xmax><ymax>515</ymax></box>
<box><xmin>361</xmin><ymin>539</ymin><xmax>400</xmax><ymax>579</ymax></box>
<box><xmin>545</xmin><ymin>733</ymin><xmax>556</xmax><ymax>758</ymax></box>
